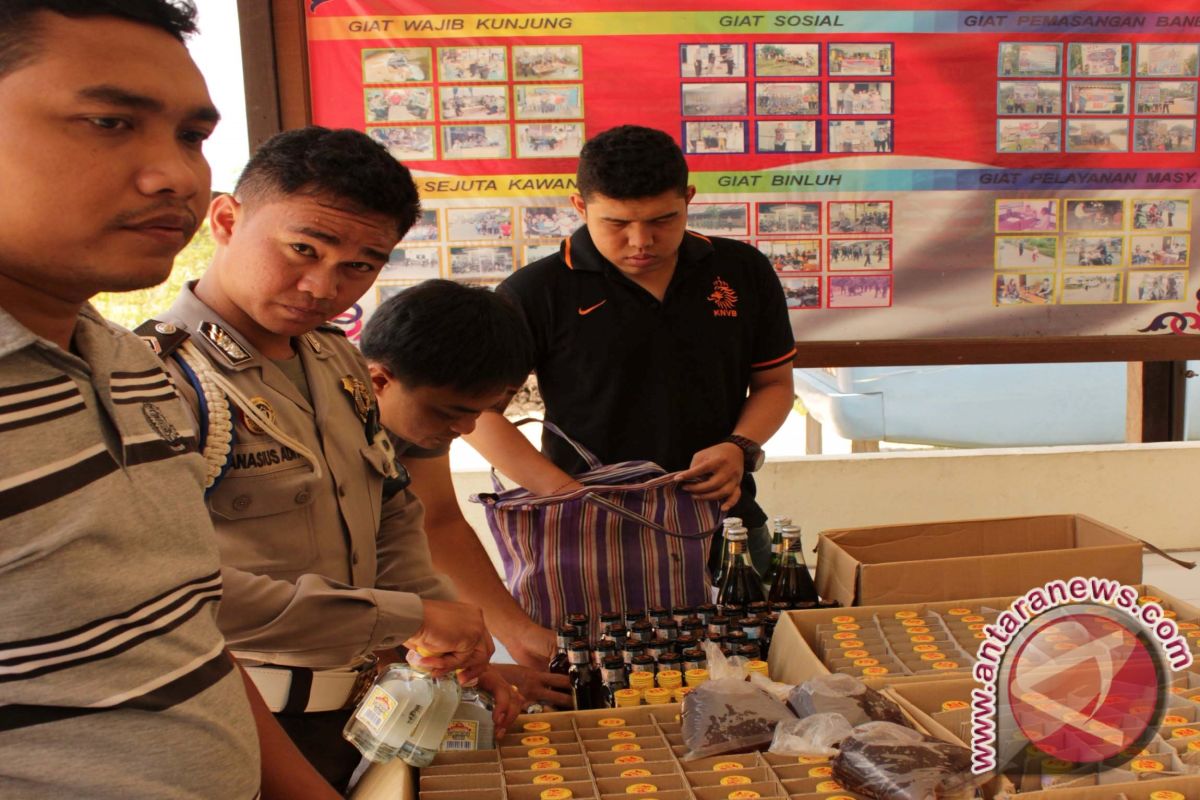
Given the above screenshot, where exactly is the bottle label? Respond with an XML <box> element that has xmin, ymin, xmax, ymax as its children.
<box><xmin>354</xmin><ymin>685</ymin><xmax>400</xmax><ymax>736</ymax></box>
<box><xmin>439</xmin><ymin>719</ymin><xmax>479</xmax><ymax>751</ymax></box>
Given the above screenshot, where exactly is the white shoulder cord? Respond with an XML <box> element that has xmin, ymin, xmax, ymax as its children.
<box><xmin>177</xmin><ymin>340</ymin><xmax>324</xmax><ymax>486</ymax></box>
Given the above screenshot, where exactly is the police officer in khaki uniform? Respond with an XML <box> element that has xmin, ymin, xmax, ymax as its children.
<box><xmin>144</xmin><ymin>127</ymin><xmax>519</xmax><ymax>790</ymax></box>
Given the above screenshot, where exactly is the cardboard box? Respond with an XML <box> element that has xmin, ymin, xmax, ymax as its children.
<box><xmin>816</xmin><ymin>514</ymin><xmax>1144</xmax><ymax>607</ymax></box>
<box><xmin>768</xmin><ymin>593</ymin><xmax>1015</xmax><ymax>687</ymax></box>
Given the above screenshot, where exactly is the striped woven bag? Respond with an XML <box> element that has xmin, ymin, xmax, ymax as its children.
<box><xmin>471</xmin><ymin>420</ymin><xmax>721</xmax><ymax>639</ymax></box>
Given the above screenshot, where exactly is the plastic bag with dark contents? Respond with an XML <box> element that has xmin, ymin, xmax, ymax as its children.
<box><xmin>788</xmin><ymin>673</ymin><xmax>912</xmax><ymax>728</ymax></box>
<box><xmin>833</xmin><ymin>721</ymin><xmax>978</xmax><ymax>800</ymax></box>
<box><xmin>680</xmin><ymin>677</ymin><xmax>797</xmax><ymax>760</ymax></box>
<box><xmin>768</xmin><ymin>712</ymin><xmax>855</xmax><ymax>757</ymax></box>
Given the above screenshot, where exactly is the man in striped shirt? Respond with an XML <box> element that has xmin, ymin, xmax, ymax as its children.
<box><xmin>0</xmin><ymin>2</ymin><xmax>337</xmax><ymax>797</ymax></box>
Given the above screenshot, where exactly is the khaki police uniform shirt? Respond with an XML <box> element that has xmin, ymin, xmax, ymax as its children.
<box><xmin>160</xmin><ymin>285</ymin><xmax>454</xmax><ymax>670</ymax></box>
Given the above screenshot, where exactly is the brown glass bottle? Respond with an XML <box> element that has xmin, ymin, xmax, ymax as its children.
<box><xmin>567</xmin><ymin>640</ymin><xmax>600</xmax><ymax>710</ymax></box>
<box><xmin>600</xmin><ymin>655</ymin><xmax>628</xmax><ymax>708</ymax></box>
<box><xmin>716</xmin><ymin>525</ymin><xmax>766</xmax><ymax>606</ymax></box>
<box><xmin>548</xmin><ymin>624</ymin><xmax>575</xmax><ymax>676</ymax></box>
<box><xmin>767</xmin><ymin>525</ymin><xmax>819</xmax><ymax>607</ymax></box>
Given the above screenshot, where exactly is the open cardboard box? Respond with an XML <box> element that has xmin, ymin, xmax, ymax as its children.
<box><xmin>815</xmin><ymin>514</ymin><xmax>1144</xmax><ymax>607</ymax></box>
<box><xmin>768</xmin><ymin>584</ymin><xmax>1200</xmax><ymax>688</ymax></box>
<box><xmin>887</xmin><ymin>677</ymin><xmax>1200</xmax><ymax>799</ymax></box>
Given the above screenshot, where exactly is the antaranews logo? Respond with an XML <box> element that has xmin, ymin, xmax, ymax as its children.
<box><xmin>970</xmin><ymin>578</ymin><xmax>1193</xmax><ymax>783</ymax></box>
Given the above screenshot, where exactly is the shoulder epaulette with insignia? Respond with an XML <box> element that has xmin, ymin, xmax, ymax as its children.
<box><xmin>134</xmin><ymin>319</ymin><xmax>190</xmax><ymax>358</ymax></box>
<box><xmin>316</xmin><ymin>322</ymin><xmax>348</xmax><ymax>337</ymax></box>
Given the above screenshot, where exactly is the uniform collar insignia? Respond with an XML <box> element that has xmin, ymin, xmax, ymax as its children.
<box><xmin>303</xmin><ymin>332</ymin><xmax>323</xmax><ymax>354</ymax></box>
<box><xmin>199</xmin><ymin>321</ymin><xmax>251</xmax><ymax>366</ymax></box>
<box><xmin>340</xmin><ymin>375</ymin><xmax>373</xmax><ymax>423</ymax></box>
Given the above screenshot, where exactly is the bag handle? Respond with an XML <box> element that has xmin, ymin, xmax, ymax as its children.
<box><xmin>511</xmin><ymin>417</ymin><xmax>603</xmax><ymax>471</ymax></box>
<box><xmin>581</xmin><ymin>490</ymin><xmax>716</xmax><ymax>540</ymax></box>
<box><xmin>488</xmin><ymin>418</ymin><xmax>605</xmax><ymax>493</ymax></box>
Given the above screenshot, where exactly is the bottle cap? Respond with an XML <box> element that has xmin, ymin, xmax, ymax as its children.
<box><xmin>531</xmin><ymin>760</ymin><xmax>561</xmax><ymax>770</ymax></box>
<box><xmin>941</xmin><ymin>700</ymin><xmax>970</xmax><ymax>711</ymax></box>
<box><xmin>932</xmin><ymin>661</ymin><xmax>959</xmax><ymax>670</ymax></box>
<box><xmin>947</xmin><ymin>607</ymin><xmax>972</xmax><ymax>615</ymax></box>
<box><xmin>1131</xmin><ymin>758</ymin><xmax>1164</xmax><ymax>772</ymax></box>
<box><xmin>719</xmin><ymin>775</ymin><xmax>752</xmax><ymax>785</ymax></box>
<box><xmin>614</xmin><ymin>755</ymin><xmax>645</xmax><ymax>764</ymax></box>
<box><xmin>523</xmin><ymin>721</ymin><xmax>552</xmax><ymax>732</ymax></box>
<box><xmin>1162</xmin><ymin>714</ymin><xmax>1189</xmax><ymax>725</ymax></box>
<box><xmin>746</xmin><ymin>660</ymin><xmax>770</xmax><ymax>676</ymax></box>
<box><xmin>1171</xmin><ymin>726</ymin><xmax>1200</xmax><ymax>738</ymax></box>
<box><xmin>611</xmin><ymin>742</ymin><xmax>642</xmax><ymax>751</ymax></box>
<box><xmin>894</xmin><ymin>610</ymin><xmax>918</xmax><ymax>619</ymax></box>
<box><xmin>620</xmin><ymin>768</ymin><xmax>652</xmax><ymax>778</ymax></box>
<box><xmin>521</xmin><ymin>735</ymin><xmax>550</xmax><ymax>746</ymax></box>
<box><xmin>920</xmin><ymin>652</ymin><xmax>947</xmax><ymax>662</ymax></box>
<box><xmin>672</xmin><ymin>687</ymin><xmax>692</xmax><ymax>702</ymax></box>
<box><xmin>624</xmin><ymin>784</ymin><xmax>658</xmax><ymax>794</ymax></box>
<box><xmin>528</xmin><ymin>747</ymin><xmax>558</xmax><ymax>757</ymax></box>
<box><xmin>712</xmin><ymin>761</ymin><xmax>745</xmax><ymax>771</ymax></box>
<box><xmin>614</xmin><ymin>688</ymin><xmax>642</xmax><ymax>707</ymax></box>
<box><xmin>913</xmin><ymin>644</ymin><xmax>939</xmax><ymax>653</ymax></box>
<box><xmin>598</xmin><ymin>717</ymin><xmax>627</xmax><ymax>727</ymax></box>
<box><xmin>862</xmin><ymin>666</ymin><xmax>890</xmax><ymax>676</ymax></box>
<box><xmin>853</xmin><ymin>657</ymin><xmax>880</xmax><ymax>667</ymax></box>
<box><xmin>608</xmin><ymin>729</ymin><xmax>637</xmax><ymax>739</ymax></box>
<box><xmin>644</xmin><ymin>687</ymin><xmax>672</xmax><ymax>704</ymax></box>
<box><xmin>1150</xmin><ymin>791</ymin><xmax>1187</xmax><ymax>800</ymax></box>
<box><xmin>808</xmin><ymin>765</ymin><xmax>833</xmax><ymax>778</ymax></box>
<box><xmin>532</xmin><ymin>774</ymin><xmax>564</xmax><ymax>784</ymax></box>
<box><xmin>816</xmin><ymin>780</ymin><xmax>844</xmax><ymax>792</ymax></box>
<box><xmin>726</xmin><ymin>791</ymin><xmax>761</xmax><ymax>799</ymax></box>
<box><xmin>539</xmin><ymin>789</ymin><xmax>573</xmax><ymax>800</ymax></box>
<box><xmin>656</xmin><ymin>669</ymin><xmax>683</xmax><ymax>688</ymax></box>
<box><xmin>797</xmin><ymin>755</ymin><xmax>828</xmax><ymax>764</ymax></box>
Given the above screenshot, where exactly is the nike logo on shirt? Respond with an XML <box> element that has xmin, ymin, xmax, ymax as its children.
<box><xmin>578</xmin><ymin>300</ymin><xmax>607</xmax><ymax>315</ymax></box>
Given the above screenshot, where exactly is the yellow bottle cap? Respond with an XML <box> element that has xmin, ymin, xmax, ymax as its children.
<box><xmin>656</xmin><ymin>669</ymin><xmax>683</xmax><ymax>688</ymax></box>
<box><xmin>904</xmin><ymin>626</ymin><xmax>931</xmax><ymax>634</ymax></box>
<box><xmin>835</xmin><ymin>623</ymin><xmax>860</xmax><ymax>631</ymax></box>
<box><xmin>833</xmin><ymin>632</ymin><xmax>859</xmax><ymax>641</ymax></box>
<box><xmin>968</xmin><ymin>623</ymin><xmax>986</xmax><ymax>631</ymax></box>
<box><xmin>608</xmin><ymin>730</ymin><xmax>637</xmax><ymax>739</ymax></box>
<box><xmin>910</xmin><ymin>634</ymin><xmax>935</xmax><ymax>643</ymax></box>
<box><xmin>620</xmin><ymin>768</ymin><xmax>652</xmax><ymax>778</ymax></box>
<box><xmin>837</xmin><ymin>639</ymin><xmax>865</xmax><ymax>649</ymax></box>
<box><xmin>598</xmin><ymin>717</ymin><xmax>626</xmax><ymax>727</ymax></box>
<box><xmin>853</xmin><ymin>657</ymin><xmax>880</xmax><ymax>667</ymax></box>
<box><xmin>644</xmin><ymin>687</ymin><xmax>671</xmax><ymax>704</ymax></box>
<box><xmin>913</xmin><ymin>644</ymin><xmax>939</xmax><ymax>653</ymax></box>
<box><xmin>629</xmin><ymin>673</ymin><xmax>655</xmax><ymax>689</ymax></box>
<box><xmin>1149</xmin><ymin>791</ymin><xmax>1187</xmax><ymax>800</ymax></box>
<box><xmin>528</xmin><ymin>747</ymin><xmax>558</xmax><ymax>757</ymax></box>
<box><xmin>521</xmin><ymin>735</ymin><xmax>550</xmax><ymax>746</ymax></box>
<box><xmin>1162</xmin><ymin>714</ymin><xmax>1189</xmax><ymax>725</ymax></box>
<box><xmin>672</xmin><ymin>687</ymin><xmax>692</xmax><ymax>702</ymax></box>
<box><xmin>1138</xmin><ymin>595</ymin><xmax>1162</xmax><ymax>605</ymax></box>
<box><xmin>685</xmin><ymin>668</ymin><xmax>709</xmax><ymax>685</ymax></box>
<box><xmin>614</xmin><ymin>755</ymin><xmax>645</xmax><ymax>764</ymax></box>
<box><xmin>961</xmin><ymin>615</ymin><xmax>985</xmax><ymax>623</ymax></box>
<box><xmin>1171</xmin><ymin>726</ymin><xmax>1200</xmax><ymax>738</ymax></box>
<box><xmin>540</xmin><ymin>789</ymin><xmax>573</xmax><ymax>800</ymax></box>
<box><xmin>932</xmin><ymin>661</ymin><xmax>959</xmax><ymax>670</ymax></box>
<box><xmin>831</xmin><ymin>615</ymin><xmax>856</xmax><ymax>623</ymax></box>
<box><xmin>625</xmin><ymin>784</ymin><xmax>658</xmax><ymax>794</ymax></box>
<box><xmin>531</xmin><ymin>760</ymin><xmax>561</xmax><ymax>770</ymax></box>
<box><xmin>1191</xmin><ymin>693</ymin><xmax>1200</xmax><ymax>703</ymax></box>
<box><xmin>1188</xmin><ymin>740</ymin><xmax>1200</xmax><ymax>752</ymax></box>
<box><xmin>713</xmin><ymin>761</ymin><xmax>745</xmax><ymax>771</ymax></box>
<box><xmin>1163</xmin><ymin>609</ymin><xmax>1177</xmax><ymax>619</ymax></box>
<box><xmin>719</xmin><ymin>775</ymin><xmax>752</xmax><ymax>785</ymax></box>
<box><xmin>947</xmin><ymin>607</ymin><xmax>972</xmax><ymax>615</ymax></box>
<box><xmin>827</xmin><ymin>796</ymin><xmax>858</xmax><ymax>800</ymax></box>
<box><xmin>894</xmin><ymin>610</ymin><xmax>918</xmax><ymax>619</ymax></box>
<box><xmin>612</xmin><ymin>742</ymin><xmax>642</xmax><ymax>751</ymax></box>
<box><xmin>1131</xmin><ymin>758</ymin><xmax>1164</xmax><ymax>772</ymax></box>
<box><xmin>523</xmin><ymin>721</ymin><xmax>552</xmax><ymax>732</ymax></box>
<box><xmin>901</xmin><ymin>618</ymin><xmax>927</xmax><ymax>627</ymax></box>
<box><xmin>816</xmin><ymin>780</ymin><xmax>844</xmax><ymax>792</ymax></box>
<box><xmin>727</xmin><ymin>791</ymin><xmax>760</xmax><ymax>799</ymax></box>
<box><xmin>920</xmin><ymin>652</ymin><xmax>947</xmax><ymax>662</ymax></box>
<box><xmin>797</xmin><ymin>755</ymin><xmax>828</xmax><ymax>764</ymax></box>
<box><xmin>862</xmin><ymin>666</ymin><xmax>890</xmax><ymax>676</ymax></box>
<box><xmin>746</xmin><ymin>660</ymin><xmax>769</xmax><ymax>676</ymax></box>
<box><xmin>532</xmin><ymin>774</ymin><xmax>564</xmax><ymax>784</ymax></box>
<box><xmin>941</xmin><ymin>700</ymin><xmax>970</xmax><ymax>711</ymax></box>
<box><xmin>1178</xmin><ymin>622</ymin><xmax>1199</xmax><ymax>630</ymax></box>
<box><xmin>843</xmin><ymin>649</ymin><xmax>870</xmax><ymax>658</ymax></box>
<box><xmin>808</xmin><ymin>765</ymin><xmax>833</xmax><ymax>778</ymax></box>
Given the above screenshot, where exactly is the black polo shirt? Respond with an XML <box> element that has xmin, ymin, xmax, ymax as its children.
<box><xmin>500</xmin><ymin>225</ymin><xmax>795</xmax><ymax>527</ymax></box>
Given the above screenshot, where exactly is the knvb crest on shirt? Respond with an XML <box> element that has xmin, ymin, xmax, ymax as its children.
<box><xmin>708</xmin><ymin>277</ymin><xmax>739</xmax><ymax>317</ymax></box>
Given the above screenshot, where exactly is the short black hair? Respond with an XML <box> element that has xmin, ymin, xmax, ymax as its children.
<box><xmin>0</xmin><ymin>1</ymin><xmax>196</xmax><ymax>79</ymax></box>
<box><xmin>235</xmin><ymin>126</ymin><xmax>421</xmax><ymax>239</ymax></box>
<box><xmin>360</xmin><ymin>280</ymin><xmax>534</xmax><ymax>395</ymax></box>
<box><xmin>576</xmin><ymin>125</ymin><xmax>689</xmax><ymax>200</ymax></box>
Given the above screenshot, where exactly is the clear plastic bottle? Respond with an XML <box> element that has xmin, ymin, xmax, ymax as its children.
<box><xmin>343</xmin><ymin>659</ymin><xmax>462</xmax><ymax>766</ymax></box>
<box><xmin>440</xmin><ymin>686</ymin><xmax>495</xmax><ymax>752</ymax></box>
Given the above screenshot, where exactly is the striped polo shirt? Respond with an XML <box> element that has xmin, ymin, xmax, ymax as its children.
<box><xmin>0</xmin><ymin>305</ymin><xmax>259</xmax><ymax>799</ymax></box>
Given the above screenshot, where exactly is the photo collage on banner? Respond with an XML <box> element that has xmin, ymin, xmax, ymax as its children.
<box><xmin>997</xmin><ymin>42</ymin><xmax>1198</xmax><ymax>153</ymax></box>
<box><xmin>305</xmin><ymin>3</ymin><xmax>1200</xmax><ymax>343</ymax></box>
<box><xmin>994</xmin><ymin>197</ymin><xmax>1191</xmax><ymax>306</ymax></box>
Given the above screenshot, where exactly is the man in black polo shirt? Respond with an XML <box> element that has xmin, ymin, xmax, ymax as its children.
<box><xmin>470</xmin><ymin>124</ymin><xmax>795</xmax><ymax>577</ymax></box>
